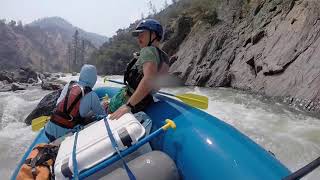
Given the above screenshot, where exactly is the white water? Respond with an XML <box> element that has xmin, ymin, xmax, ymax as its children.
<box><xmin>1</xmin><ymin>75</ymin><xmax>320</xmax><ymax>179</ymax></box>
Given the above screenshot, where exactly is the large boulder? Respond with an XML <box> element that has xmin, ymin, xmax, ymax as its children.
<box><xmin>41</xmin><ymin>81</ymin><xmax>64</xmax><ymax>90</ymax></box>
<box><xmin>27</xmin><ymin>78</ymin><xmax>37</xmax><ymax>84</ymax></box>
<box><xmin>162</xmin><ymin>16</ymin><xmax>193</xmax><ymax>56</ymax></box>
<box><xmin>54</xmin><ymin>74</ymin><xmax>61</xmax><ymax>78</ymax></box>
<box><xmin>0</xmin><ymin>71</ymin><xmax>14</xmax><ymax>83</ymax></box>
<box><xmin>24</xmin><ymin>89</ymin><xmax>62</xmax><ymax>125</ymax></box>
<box><xmin>11</xmin><ymin>83</ymin><xmax>26</xmax><ymax>91</ymax></box>
<box><xmin>43</xmin><ymin>72</ymin><xmax>52</xmax><ymax>79</ymax></box>
<box><xmin>0</xmin><ymin>81</ymin><xmax>12</xmax><ymax>92</ymax></box>
<box><xmin>13</xmin><ymin>67</ymin><xmax>38</xmax><ymax>83</ymax></box>
<box><xmin>169</xmin><ymin>0</ymin><xmax>320</xmax><ymax>114</ymax></box>
<box><xmin>38</xmin><ymin>73</ymin><xmax>46</xmax><ymax>81</ymax></box>
<box><xmin>72</xmin><ymin>72</ymin><xmax>78</xmax><ymax>76</ymax></box>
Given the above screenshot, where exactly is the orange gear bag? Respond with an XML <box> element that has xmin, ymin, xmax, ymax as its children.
<box><xmin>17</xmin><ymin>143</ymin><xmax>59</xmax><ymax>180</ymax></box>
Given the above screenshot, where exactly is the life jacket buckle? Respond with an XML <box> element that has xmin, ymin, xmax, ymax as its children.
<box><xmin>31</xmin><ymin>167</ymin><xmax>37</xmax><ymax>178</ymax></box>
<box><xmin>68</xmin><ymin>115</ymin><xmax>74</xmax><ymax>122</ymax></box>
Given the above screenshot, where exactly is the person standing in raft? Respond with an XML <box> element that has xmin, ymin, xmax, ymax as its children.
<box><xmin>109</xmin><ymin>19</ymin><xmax>169</xmax><ymax>120</ymax></box>
<box><xmin>44</xmin><ymin>64</ymin><xmax>107</xmax><ymax>142</ymax></box>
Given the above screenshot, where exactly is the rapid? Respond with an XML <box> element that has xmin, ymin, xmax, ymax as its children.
<box><xmin>1</xmin><ymin>75</ymin><xmax>319</xmax><ymax>179</ymax></box>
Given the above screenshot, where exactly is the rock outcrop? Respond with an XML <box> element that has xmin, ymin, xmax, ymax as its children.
<box><xmin>13</xmin><ymin>67</ymin><xmax>38</xmax><ymax>83</ymax></box>
<box><xmin>41</xmin><ymin>80</ymin><xmax>65</xmax><ymax>90</ymax></box>
<box><xmin>24</xmin><ymin>89</ymin><xmax>62</xmax><ymax>125</ymax></box>
<box><xmin>170</xmin><ymin>0</ymin><xmax>320</xmax><ymax>114</ymax></box>
<box><xmin>0</xmin><ymin>17</ymin><xmax>102</xmax><ymax>72</ymax></box>
<box><xmin>0</xmin><ymin>69</ymin><xmax>66</xmax><ymax>92</ymax></box>
<box><xmin>0</xmin><ymin>68</ymin><xmax>38</xmax><ymax>92</ymax></box>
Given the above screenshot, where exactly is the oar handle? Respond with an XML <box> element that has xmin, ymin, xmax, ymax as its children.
<box><xmin>162</xmin><ymin>119</ymin><xmax>176</xmax><ymax>130</ymax></box>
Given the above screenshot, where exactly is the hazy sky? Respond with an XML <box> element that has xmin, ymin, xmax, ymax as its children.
<box><xmin>1</xmin><ymin>0</ymin><xmax>170</xmax><ymax>37</ymax></box>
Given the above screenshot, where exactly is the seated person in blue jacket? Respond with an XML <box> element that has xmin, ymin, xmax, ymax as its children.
<box><xmin>44</xmin><ymin>64</ymin><xmax>106</xmax><ymax>141</ymax></box>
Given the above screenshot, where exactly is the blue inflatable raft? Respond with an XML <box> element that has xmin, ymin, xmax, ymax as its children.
<box><xmin>11</xmin><ymin>87</ymin><xmax>291</xmax><ymax>179</ymax></box>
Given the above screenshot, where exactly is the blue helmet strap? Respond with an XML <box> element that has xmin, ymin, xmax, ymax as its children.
<box><xmin>147</xmin><ymin>30</ymin><xmax>157</xmax><ymax>46</ymax></box>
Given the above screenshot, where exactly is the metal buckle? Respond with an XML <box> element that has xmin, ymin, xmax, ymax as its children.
<box><xmin>68</xmin><ymin>115</ymin><xmax>74</xmax><ymax>122</ymax></box>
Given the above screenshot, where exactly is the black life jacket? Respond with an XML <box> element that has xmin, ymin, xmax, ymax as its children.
<box><xmin>50</xmin><ymin>81</ymin><xmax>91</xmax><ymax>129</ymax></box>
<box><xmin>124</xmin><ymin>47</ymin><xmax>169</xmax><ymax>93</ymax></box>
<box><xmin>123</xmin><ymin>47</ymin><xmax>169</xmax><ymax>113</ymax></box>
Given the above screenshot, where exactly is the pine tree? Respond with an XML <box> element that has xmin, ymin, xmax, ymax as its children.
<box><xmin>72</xmin><ymin>30</ymin><xmax>80</xmax><ymax>71</ymax></box>
<box><xmin>40</xmin><ymin>58</ymin><xmax>44</xmax><ymax>73</ymax></box>
<box><xmin>147</xmin><ymin>1</ymin><xmax>157</xmax><ymax>16</ymax></box>
<box><xmin>164</xmin><ymin>0</ymin><xmax>169</xmax><ymax>9</ymax></box>
<box><xmin>81</xmin><ymin>39</ymin><xmax>85</xmax><ymax>65</ymax></box>
<box><xmin>67</xmin><ymin>43</ymin><xmax>72</xmax><ymax>72</ymax></box>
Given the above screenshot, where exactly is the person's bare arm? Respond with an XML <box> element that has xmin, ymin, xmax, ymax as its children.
<box><xmin>154</xmin><ymin>63</ymin><xmax>169</xmax><ymax>91</ymax></box>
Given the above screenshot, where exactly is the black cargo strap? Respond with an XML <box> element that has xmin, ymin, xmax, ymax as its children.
<box><xmin>118</xmin><ymin>127</ymin><xmax>133</xmax><ymax>147</ymax></box>
<box><xmin>66</xmin><ymin>82</ymin><xmax>84</xmax><ymax>115</ymax></box>
<box><xmin>54</xmin><ymin>111</ymin><xmax>73</xmax><ymax>120</ymax></box>
<box><xmin>64</xmin><ymin>81</ymin><xmax>75</xmax><ymax>113</ymax></box>
<box><xmin>123</xmin><ymin>57</ymin><xmax>139</xmax><ymax>86</ymax></box>
<box><xmin>63</xmin><ymin>82</ymin><xmax>92</xmax><ymax>115</ymax></box>
<box><xmin>66</xmin><ymin>93</ymin><xmax>82</xmax><ymax>115</ymax></box>
<box><xmin>61</xmin><ymin>160</ymin><xmax>72</xmax><ymax>178</ymax></box>
<box><xmin>61</xmin><ymin>159</ymin><xmax>73</xmax><ymax>178</ymax></box>
<box><xmin>24</xmin><ymin>145</ymin><xmax>59</xmax><ymax>179</ymax></box>
<box><xmin>155</xmin><ymin>47</ymin><xmax>168</xmax><ymax>71</ymax></box>
<box><xmin>45</xmin><ymin>131</ymin><xmax>56</xmax><ymax>142</ymax></box>
<box><xmin>124</xmin><ymin>47</ymin><xmax>167</xmax><ymax>86</ymax></box>
<box><xmin>67</xmin><ymin>86</ymin><xmax>92</xmax><ymax>115</ymax></box>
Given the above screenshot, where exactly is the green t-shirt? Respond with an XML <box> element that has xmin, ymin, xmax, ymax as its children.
<box><xmin>135</xmin><ymin>46</ymin><xmax>160</xmax><ymax>71</ymax></box>
<box><xmin>109</xmin><ymin>46</ymin><xmax>166</xmax><ymax>113</ymax></box>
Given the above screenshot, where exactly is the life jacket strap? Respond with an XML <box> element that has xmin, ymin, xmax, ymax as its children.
<box><xmin>23</xmin><ymin>144</ymin><xmax>59</xmax><ymax>179</ymax></box>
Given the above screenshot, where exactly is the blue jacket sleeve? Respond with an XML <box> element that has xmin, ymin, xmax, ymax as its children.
<box><xmin>79</xmin><ymin>91</ymin><xmax>106</xmax><ymax>117</ymax></box>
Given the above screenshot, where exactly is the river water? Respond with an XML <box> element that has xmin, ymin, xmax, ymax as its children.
<box><xmin>1</xmin><ymin>75</ymin><xmax>319</xmax><ymax>179</ymax></box>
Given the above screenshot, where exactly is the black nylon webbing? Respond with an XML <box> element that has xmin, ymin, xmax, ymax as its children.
<box><xmin>63</xmin><ymin>82</ymin><xmax>75</xmax><ymax>113</ymax></box>
<box><xmin>66</xmin><ymin>92</ymin><xmax>82</xmax><ymax>114</ymax></box>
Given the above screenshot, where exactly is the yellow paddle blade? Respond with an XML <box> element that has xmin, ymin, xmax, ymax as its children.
<box><xmin>175</xmin><ymin>93</ymin><xmax>209</xmax><ymax>109</ymax></box>
<box><xmin>31</xmin><ymin>116</ymin><xmax>50</xmax><ymax>131</ymax></box>
<box><xmin>105</xmin><ymin>78</ymin><xmax>209</xmax><ymax>109</ymax></box>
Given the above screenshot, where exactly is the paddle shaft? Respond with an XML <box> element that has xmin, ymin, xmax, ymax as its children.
<box><xmin>106</xmin><ymin>78</ymin><xmax>208</xmax><ymax>109</ymax></box>
<box><xmin>283</xmin><ymin>156</ymin><xmax>320</xmax><ymax>180</ymax></box>
<box><xmin>107</xmin><ymin>79</ymin><xmax>176</xmax><ymax>97</ymax></box>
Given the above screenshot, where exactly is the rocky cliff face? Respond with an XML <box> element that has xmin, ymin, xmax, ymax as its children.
<box><xmin>0</xmin><ymin>22</ymin><xmax>70</xmax><ymax>72</ymax></box>
<box><xmin>169</xmin><ymin>0</ymin><xmax>320</xmax><ymax>114</ymax></box>
<box><xmin>29</xmin><ymin>17</ymin><xmax>108</xmax><ymax>48</ymax></box>
<box><xmin>0</xmin><ymin>17</ymin><xmax>105</xmax><ymax>72</ymax></box>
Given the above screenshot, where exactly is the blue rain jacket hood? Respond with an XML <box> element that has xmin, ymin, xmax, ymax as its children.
<box><xmin>78</xmin><ymin>64</ymin><xmax>97</xmax><ymax>88</ymax></box>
